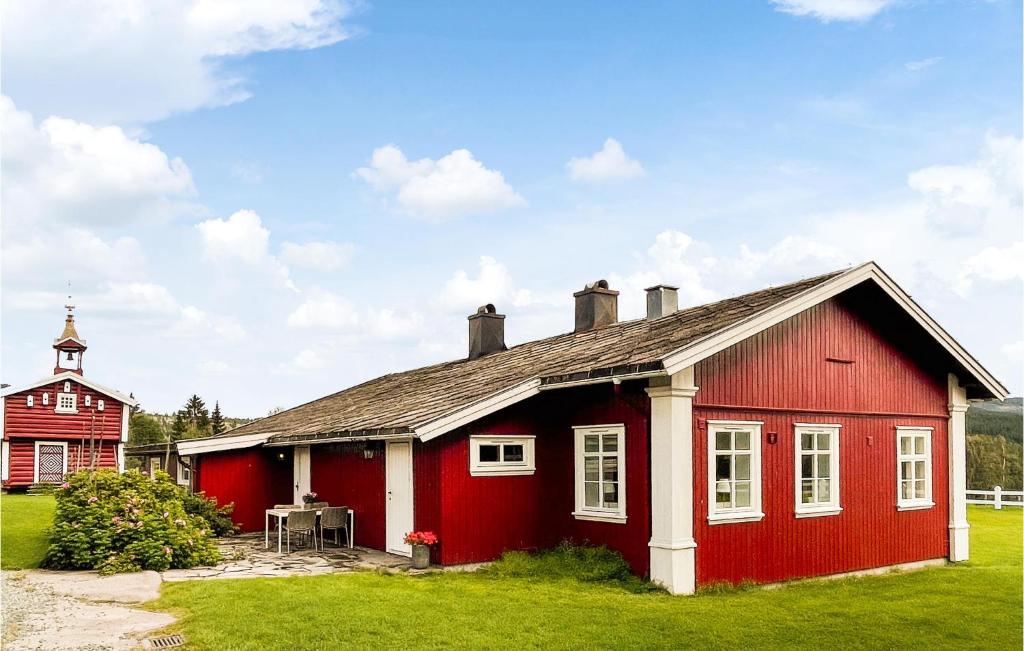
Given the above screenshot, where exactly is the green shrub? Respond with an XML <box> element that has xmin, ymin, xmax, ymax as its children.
<box><xmin>182</xmin><ymin>491</ymin><xmax>238</xmax><ymax>537</ymax></box>
<box><xmin>43</xmin><ymin>469</ymin><xmax>221</xmax><ymax>574</ymax></box>
<box><xmin>484</xmin><ymin>541</ymin><xmax>660</xmax><ymax>593</ymax></box>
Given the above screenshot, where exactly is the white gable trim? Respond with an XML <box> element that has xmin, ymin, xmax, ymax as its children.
<box><xmin>0</xmin><ymin>371</ymin><xmax>138</xmax><ymax>407</ymax></box>
<box><xmin>661</xmin><ymin>262</ymin><xmax>1007</xmax><ymax>399</ymax></box>
<box><xmin>176</xmin><ymin>432</ymin><xmax>275</xmax><ymax>455</ymax></box>
<box><xmin>415</xmin><ymin>378</ymin><xmax>542</xmax><ymax>442</ymax></box>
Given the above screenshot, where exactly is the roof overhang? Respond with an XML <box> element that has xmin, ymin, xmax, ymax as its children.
<box><xmin>0</xmin><ymin>371</ymin><xmax>137</xmax><ymax>406</ymax></box>
<box><xmin>414</xmin><ymin>378</ymin><xmax>542</xmax><ymax>442</ymax></box>
<box><xmin>265</xmin><ymin>429</ymin><xmax>413</xmax><ymax>447</ymax></box>
<box><xmin>660</xmin><ymin>262</ymin><xmax>1008</xmax><ymax>399</ymax></box>
<box><xmin>176</xmin><ymin>432</ymin><xmax>275</xmax><ymax>455</ymax></box>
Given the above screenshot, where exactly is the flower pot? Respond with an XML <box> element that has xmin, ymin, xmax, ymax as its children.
<box><xmin>411</xmin><ymin>543</ymin><xmax>430</xmax><ymax>569</ymax></box>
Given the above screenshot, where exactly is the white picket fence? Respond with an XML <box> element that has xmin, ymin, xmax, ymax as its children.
<box><xmin>966</xmin><ymin>486</ymin><xmax>1024</xmax><ymax>509</ymax></box>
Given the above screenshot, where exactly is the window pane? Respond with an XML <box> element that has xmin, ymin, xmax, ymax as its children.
<box><xmin>900</xmin><ymin>436</ymin><xmax>912</xmax><ymax>455</ymax></box>
<box><xmin>715</xmin><ymin>481</ymin><xmax>731</xmax><ymax>507</ymax></box>
<box><xmin>735</xmin><ymin>481</ymin><xmax>751</xmax><ymax>508</ymax></box>
<box><xmin>715</xmin><ymin>455</ymin><xmax>731</xmax><ymax>481</ymax></box>
<box><xmin>602</xmin><ymin>481</ymin><xmax>618</xmax><ymax>508</ymax></box>
<box><xmin>602</xmin><ymin>457</ymin><xmax>618</xmax><ymax>482</ymax></box>
<box><xmin>585</xmin><ymin>482</ymin><xmax>599</xmax><ymax>507</ymax></box>
<box><xmin>914</xmin><ymin>436</ymin><xmax>925</xmax><ymax>455</ymax></box>
<box><xmin>715</xmin><ymin>431</ymin><xmax>731</xmax><ymax>451</ymax></box>
<box><xmin>914</xmin><ymin>460</ymin><xmax>925</xmax><ymax>481</ymax></box>
<box><xmin>479</xmin><ymin>445</ymin><xmax>499</xmax><ymax>463</ymax></box>
<box><xmin>901</xmin><ymin>480</ymin><xmax>912</xmax><ymax>500</ymax></box>
<box><xmin>817</xmin><ymin>478</ymin><xmax>830</xmax><ymax>502</ymax></box>
<box><xmin>585</xmin><ymin>457</ymin><xmax>599</xmax><ymax>482</ymax></box>
<box><xmin>584</xmin><ymin>435</ymin><xmax>599</xmax><ymax>453</ymax></box>
<box><xmin>735</xmin><ymin>454</ymin><xmax>750</xmax><ymax>481</ymax></box>
<box><xmin>801</xmin><ymin>479</ymin><xmax>814</xmax><ymax>503</ymax></box>
<box><xmin>801</xmin><ymin>455</ymin><xmax>813</xmax><ymax>480</ymax></box>
<box><xmin>817</xmin><ymin>454</ymin><xmax>830</xmax><ymax>478</ymax></box>
<box><xmin>915</xmin><ymin>479</ymin><xmax>926</xmax><ymax>499</ymax></box>
<box><xmin>602</xmin><ymin>433</ymin><xmax>618</xmax><ymax>452</ymax></box>
<box><xmin>816</xmin><ymin>432</ymin><xmax>830</xmax><ymax>451</ymax></box>
<box><xmin>734</xmin><ymin>431</ymin><xmax>750</xmax><ymax>451</ymax></box>
<box><xmin>502</xmin><ymin>444</ymin><xmax>524</xmax><ymax>462</ymax></box>
<box><xmin>801</xmin><ymin>432</ymin><xmax>814</xmax><ymax>451</ymax></box>
<box><xmin>901</xmin><ymin>461</ymin><xmax>912</xmax><ymax>481</ymax></box>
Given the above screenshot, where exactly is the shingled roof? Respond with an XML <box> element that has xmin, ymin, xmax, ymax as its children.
<box><xmin>215</xmin><ymin>268</ymin><xmax>846</xmax><ymax>447</ymax></box>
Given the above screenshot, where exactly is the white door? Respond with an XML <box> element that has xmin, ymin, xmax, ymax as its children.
<box><xmin>386</xmin><ymin>440</ymin><xmax>414</xmax><ymax>556</ymax></box>
<box><xmin>293</xmin><ymin>446</ymin><xmax>311</xmax><ymax>504</ymax></box>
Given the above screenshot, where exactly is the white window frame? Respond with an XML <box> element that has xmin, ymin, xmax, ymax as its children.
<box><xmin>63</xmin><ymin>381</ymin><xmax>71</xmax><ymax>393</ymax></box>
<box><xmin>34</xmin><ymin>441</ymin><xmax>69</xmax><ymax>483</ymax></box>
<box><xmin>794</xmin><ymin>423</ymin><xmax>842</xmax><ymax>518</ymax></box>
<box><xmin>55</xmin><ymin>392</ymin><xmax>78</xmax><ymax>414</ymax></box>
<box><xmin>469</xmin><ymin>435</ymin><xmax>536</xmax><ymax>476</ymax></box>
<box><xmin>177</xmin><ymin>457</ymin><xmax>192</xmax><ymax>486</ymax></box>
<box><xmin>42</xmin><ymin>392</ymin><xmax>49</xmax><ymax>405</ymax></box>
<box><xmin>572</xmin><ymin>424</ymin><xmax>627</xmax><ymax>523</ymax></box>
<box><xmin>84</xmin><ymin>395</ymin><xmax>91</xmax><ymax>407</ymax></box>
<box><xmin>896</xmin><ymin>426</ymin><xmax>934</xmax><ymax>511</ymax></box>
<box><xmin>707</xmin><ymin>420</ymin><xmax>764</xmax><ymax>524</ymax></box>
<box><xmin>149</xmin><ymin>457</ymin><xmax>162</xmax><ymax>476</ymax></box>
<box><xmin>97</xmin><ymin>399</ymin><xmax>105</xmax><ymax>411</ymax></box>
<box><xmin>26</xmin><ymin>395</ymin><xmax>34</xmax><ymax>407</ymax></box>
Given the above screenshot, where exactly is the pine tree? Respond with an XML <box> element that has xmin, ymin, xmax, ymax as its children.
<box><xmin>183</xmin><ymin>394</ymin><xmax>211</xmax><ymax>434</ymax></box>
<box><xmin>211</xmin><ymin>401</ymin><xmax>225</xmax><ymax>436</ymax></box>
<box><xmin>171</xmin><ymin>411</ymin><xmax>188</xmax><ymax>441</ymax></box>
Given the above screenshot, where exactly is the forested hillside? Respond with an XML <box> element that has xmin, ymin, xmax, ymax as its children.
<box><xmin>967</xmin><ymin>398</ymin><xmax>1023</xmax><ymax>490</ymax></box>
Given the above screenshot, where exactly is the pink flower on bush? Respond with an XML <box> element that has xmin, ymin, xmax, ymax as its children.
<box><xmin>111</xmin><ymin>516</ymin><xmax>122</xmax><ymax>524</ymax></box>
<box><xmin>60</xmin><ymin>482</ymin><xmax>70</xmax><ymax>489</ymax></box>
<box><xmin>403</xmin><ymin>531</ymin><xmax>439</xmax><ymax>546</ymax></box>
<box><xmin>87</xmin><ymin>496</ymin><xmax>98</xmax><ymax>504</ymax></box>
<box><xmin>163</xmin><ymin>546</ymin><xmax>172</xmax><ymax>556</ymax></box>
<box><xmin>162</xmin><ymin>512</ymin><xmax>169</xmax><ymax>518</ymax></box>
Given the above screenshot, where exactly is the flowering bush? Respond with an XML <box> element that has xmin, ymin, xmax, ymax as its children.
<box><xmin>404</xmin><ymin>531</ymin><xmax>438</xmax><ymax>546</ymax></box>
<box><xmin>302</xmin><ymin>491</ymin><xmax>318</xmax><ymax>504</ymax></box>
<box><xmin>44</xmin><ymin>469</ymin><xmax>221</xmax><ymax>575</ymax></box>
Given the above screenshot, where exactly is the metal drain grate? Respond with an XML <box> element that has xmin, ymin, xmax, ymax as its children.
<box><xmin>145</xmin><ymin>634</ymin><xmax>185</xmax><ymax>648</ymax></box>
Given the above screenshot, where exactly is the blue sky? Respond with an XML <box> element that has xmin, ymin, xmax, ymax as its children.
<box><xmin>2</xmin><ymin>0</ymin><xmax>1021</xmax><ymax>415</ymax></box>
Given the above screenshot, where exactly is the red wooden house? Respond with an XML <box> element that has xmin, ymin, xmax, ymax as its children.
<box><xmin>177</xmin><ymin>263</ymin><xmax>1006</xmax><ymax>593</ymax></box>
<box><xmin>2</xmin><ymin>305</ymin><xmax>137</xmax><ymax>488</ymax></box>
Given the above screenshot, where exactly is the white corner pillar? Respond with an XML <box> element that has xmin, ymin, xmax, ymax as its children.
<box><xmin>942</xmin><ymin>374</ymin><xmax>966</xmax><ymax>560</ymax></box>
<box><xmin>646</xmin><ymin>367</ymin><xmax>699</xmax><ymax>595</ymax></box>
<box><xmin>947</xmin><ymin>374</ymin><xmax>970</xmax><ymax>562</ymax></box>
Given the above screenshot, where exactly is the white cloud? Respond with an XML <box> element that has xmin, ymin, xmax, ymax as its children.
<box><xmin>354</xmin><ymin>145</ymin><xmax>525</xmax><ymax>220</ymax></box>
<box><xmin>905</xmin><ymin>57</ymin><xmax>942</xmax><ymax>72</ymax></box>
<box><xmin>769</xmin><ymin>0</ymin><xmax>894</xmax><ymax>22</ymax></box>
<box><xmin>954</xmin><ymin>243</ymin><xmax>1024</xmax><ymax>296</ymax></box>
<box><xmin>230</xmin><ymin>162</ymin><xmax>265</xmax><ymax>185</ymax></box>
<box><xmin>1</xmin><ymin>0</ymin><xmax>355</xmax><ymax>124</ymax></box>
<box><xmin>280</xmin><ymin>241</ymin><xmax>355</xmax><ymax>272</ymax></box>
<box><xmin>286</xmin><ymin>291</ymin><xmax>360</xmax><ymax>329</ymax></box>
<box><xmin>198</xmin><ymin>360</ymin><xmax>235</xmax><ymax>377</ymax></box>
<box><xmin>438</xmin><ymin>256</ymin><xmax>534</xmax><ymax>313</ymax></box>
<box><xmin>196</xmin><ymin>210</ymin><xmax>296</xmax><ymax>289</ymax></box>
<box><xmin>567</xmin><ymin>138</ymin><xmax>646</xmax><ymax>183</ymax></box>
<box><xmin>0</xmin><ymin>96</ymin><xmax>195</xmax><ymax>228</ymax></box>
<box><xmin>1002</xmin><ymin>340</ymin><xmax>1024</xmax><ymax>364</ymax></box>
<box><xmin>3</xmin><ymin>229</ymin><xmax>147</xmax><ymax>284</ymax></box>
<box><xmin>172</xmin><ymin>306</ymin><xmax>248</xmax><ymax>342</ymax></box>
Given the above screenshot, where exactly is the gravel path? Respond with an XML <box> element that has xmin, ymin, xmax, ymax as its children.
<box><xmin>1</xmin><ymin>570</ymin><xmax>174</xmax><ymax>651</ymax></box>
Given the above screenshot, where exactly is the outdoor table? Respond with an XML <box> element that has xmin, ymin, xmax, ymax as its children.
<box><xmin>264</xmin><ymin>507</ymin><xmax>355</xmax><ymax>553</ymax></box>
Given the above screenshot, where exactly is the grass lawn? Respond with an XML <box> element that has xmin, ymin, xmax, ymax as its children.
<box><xmin>0</xmin><ymin>493</ymin><xmax>55</xmax><ymax>569</ymax></box>
<box><xmin>153</xmin><ymin>506</ymin><xmax>1023</xmax><ymax>650</ymax></box>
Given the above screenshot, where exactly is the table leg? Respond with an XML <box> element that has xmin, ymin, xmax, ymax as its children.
<box><xmin>277</xmin><ymin>515</ymin><xmax>283</xmax><ymax>554</ymax></box>
<box><xmin>349</xmin><ymin>511</ymin><xmax>354</xmax><ymax>549</ymax></box>
<box><xmin>265</xmin><ymin>512</ymin><xmax>269</xmax><ymax>549</ymax></box>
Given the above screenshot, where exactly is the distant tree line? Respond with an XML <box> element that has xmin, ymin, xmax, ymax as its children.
<box><xmin>966</xmin><ymin>398</ymin><xmax>1023</xmax><ymax>491</ymax></box>
<box><xmin>128</xmin><ymin>395</ymin><xmax>254</xmax><ymax>447</ymax></box>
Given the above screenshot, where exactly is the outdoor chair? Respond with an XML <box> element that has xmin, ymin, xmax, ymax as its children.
<box><xmin>271</xmin><ymin>504</ymin><xmax>301</xmax><ymax>533</ymax></box>
<box><xmin>305</xmin><ymin>501</ymin><xmax>330</xmax><ymax>509</ymax></box>
<box><xmin>283</xmin><ymin>508</ymin><xmax>319</xmax><ymax>552</ymax></box>
<box><xmin>319</xmin><ymin>506</ymin><xmax>350</xmax><ymax>547</ymax></box>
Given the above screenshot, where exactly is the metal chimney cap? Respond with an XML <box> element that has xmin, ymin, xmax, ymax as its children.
<box><xmin>644</xmin><ymin>284</ymin><xmax>679</xmax><ymax>292</ymax></box>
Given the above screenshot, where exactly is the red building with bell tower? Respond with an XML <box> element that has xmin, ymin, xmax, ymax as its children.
<box><xmin>2</xmin><ymin>303</ymin><xmax>137</xmax><ymax>489</ymax></box>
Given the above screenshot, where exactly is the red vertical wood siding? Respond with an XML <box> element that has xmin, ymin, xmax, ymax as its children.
<box><xmin>416</xmin><ymin>383</ymin><xmax>652</xmax><ymax>574</ymax></box>
<box><xmin>194</xmin><ymin>448</ymin><xmax>293</xmax><ymax>532</ymax></box>
<box><xmin>692</xmin><ymin>296</ymin><xmax>951</xmax><ymax>585</ymax></box>
<box><xmin>310</xmin><ymin>444</ymin><xmax>386</xmax><ymax>551</ymax></box>
<box><xmin>4</xmin><ymin>381</ymin><xmax>125</xmax><ymax>441</ymax></box>
<box><xmin>5</xmin><ymin>437</ymin><xmax>119</xmax><ymax>486</ymax></box>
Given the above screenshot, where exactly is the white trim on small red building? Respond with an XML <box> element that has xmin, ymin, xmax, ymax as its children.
<box><xmin>33</xmin><ymin>440</ymin><xmax>69</xmax><ymax>484</ymax></box>
<box><xmin>0</xmin><ymin>371</ymin><xmax>137</xmax><ymax>407</ymax></box>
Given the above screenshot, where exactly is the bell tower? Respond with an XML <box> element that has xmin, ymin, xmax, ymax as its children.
<box><xmin>53</xmin><ymin>299</ymin><xmax>87</xmax><ymax>375</ymax></box>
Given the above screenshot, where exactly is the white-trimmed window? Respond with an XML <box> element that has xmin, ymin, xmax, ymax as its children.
<box><xmin>469</xmin><ymin>435</ymin><xmax>535</xmax><ymax>476</ymax></box>
<box><xmin>26</xmin><ymin>395</ymin><xmax>34</xmax><ymax>407</ymax></box>
<box><xmin>177</xmin><ymin>458</ymin><xmax>192</xmax><ymax>486</ymax></box>
<box><xmin>42</xmin><ymin>393</ymin><xmax>50</xmax><ymax>406</ymax></box>
<box><xmin>97</xmin><ymin>399</ymin><xmax>105</xmax><ymax>411</ymax></box>
<box><xmin>573</xmin><ymin>424</ymin><xmax>626</xmax><ymax>522</ymax></box>
<box><xmin>63</xmin><ymin>381</ymin><xmax>71</xmax><ymax>393</ymax></box>
<box><xmin>84</xmin><ymin>395</ymin><xmax>91</xmax><ymax>407</ymax></box>
<box><xmin>708</xmin><ymin>421</ymin><xmax>764</xmax><ymax>524</ymax></box>
<box><xmin>794</xmin><ymin>424</ymin><xmax>841</xmax><ymax>517</ymax></box>
<box><xmin>897</xmin><ymin>427</ymin><xmax>933</xmax><ymax>510</ymax></box>
<box><xmin>55</xmin><ymin>392</ymin><xmax>77</xmax><ymax>414</ymax></box>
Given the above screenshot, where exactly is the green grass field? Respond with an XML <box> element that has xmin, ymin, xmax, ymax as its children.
<box><xmin>152</xmin><ymin>506</ymin><xmax>1022</xmax><ymax>650</ymax></box>
<box><xmin>0</xmin><ymin>493</ymin><xmax>55</xmax><ymax>569</ymax></box>
<box><xmin>2</xmin><ymin>494</ymin><xmax>1019</xmax><ymax>649</ymax></box>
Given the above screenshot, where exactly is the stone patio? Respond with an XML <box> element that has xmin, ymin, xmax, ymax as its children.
<box><xmin>161</xmin><ymin>533</ymin><xmax>415</xmax><ymax>581</ymax></box>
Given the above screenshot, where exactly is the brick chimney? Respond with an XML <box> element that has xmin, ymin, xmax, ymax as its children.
<box><xmin>574</xmin><ymin>280</ymin><xmax>619</xmax><ymax>332</ymax></box>
<box><xmin>645</xmin><ymin>284</ymin><xmax>679</xmax><ymax>320</ymax></box>
<box><xmin>468</xmin><ymin>304</ymin><xmax>506</xmax><ymax>359</ymax></box>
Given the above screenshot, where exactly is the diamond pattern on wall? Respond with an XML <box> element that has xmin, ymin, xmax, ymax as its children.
<box><xmin>38</xmin><ymin>445</ymin><xmax>65</xmax><ymax>483</ymax></box>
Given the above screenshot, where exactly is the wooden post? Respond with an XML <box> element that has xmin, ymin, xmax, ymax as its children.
<box><xmin>994</xmin><ymin>485</ymin><xmax>1003</xmax><ymax>510</ymax></box>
